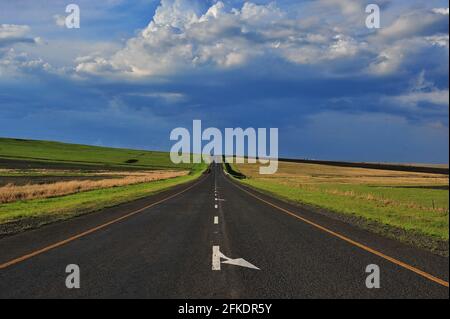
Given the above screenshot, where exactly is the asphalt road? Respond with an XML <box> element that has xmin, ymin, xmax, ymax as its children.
<box><xmin>0</xmin><ymin>164</ymin><xmax>448</xmax><ymax>298</ymax></box>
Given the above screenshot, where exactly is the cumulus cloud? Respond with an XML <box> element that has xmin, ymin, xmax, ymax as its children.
<box><xmin>376</xmin><ymin>9</ymin><xmax>449</xmax><ymax>42</ymax></box>
<box><xmin>4</xmin><ymin>1</ymin><xmax>449</xmax><ymax>85</ymax></box>
<box><xmin>75</xmin><ymin>55</ymin><xmax>119</xmax><ymax>75</ymax></box>
<box><xmin>152</xmin><ymin>0</ymin><xmax>204</xmax><ymax>29</ymax></box>
<box><xmin>74</xmin><ymin>1</ymin><xmax>371</xmax><ymax>78</ymax></box>
<box><xmin>0</xmin><ymin>48</ymin><xmax>52</xmax><ymax>77</ymax></box>
<box><xmin>366</xmin><ymin>7</ymin><xmax>449</xmax><ymax>76</ymax></box>
<box><xmin>0</xmin><ymin>24</ymin><xmax>51</xmax><ymax>77</ymax></box>
<box><xmin>72</xmin><ymin>0</ymin><xmax>449</xmax><ymax>80</ymax></box>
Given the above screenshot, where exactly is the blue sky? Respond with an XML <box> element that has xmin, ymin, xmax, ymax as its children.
<box><xmin>0</xmin><ymin>0</ymin><xmax>448</xmax><ymax>163</ymax></box>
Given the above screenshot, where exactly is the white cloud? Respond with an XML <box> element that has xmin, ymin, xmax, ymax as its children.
<box><xmin>392</xmin><ymin>90</ymin><xmax>449</xmax><ymax>107</ymax></box>
<box><xmin>367</xmin><ymin>8</ymin><xmax>449</xmax><ymax>77</ymax></box>
<box><xmin>367</xmin><ymin>39</ymin><xmax>446</xmax><ymax>75</ymax></box>
<box><xmin>425</xmin><ymin>35</ymin><xmax>449</xmax><ymax>48</ymax></box>
<box><xmin>384</xmin><ymin>71</ymin><xmax>449</xmax><ymax>109</ymax></box>
<box><xmin>376</xmin><ymin>9</ymin><xmax>448</xmax><ymax>42</ymax></box>
<box><xmin>319</xmin><ymin>0</ymin><xmax>363</xmax><ymax>16</ymax></box>
<box><xmin>4</xmin><ymin>1</ymin><xmax>441</xmax><ymax>82</ymax></box>
<box><xmin>0</xmin><ymin>24</ymin><xmax>40</xmax><ymax>48</ymax></box>
<box><xmin>0</xmin><ymin>24</ymin><xmax>30</xmax><ymax>40</ymax></box>
<box><xmin>432</xmin><ymin>8</ymin><xmax>449</xmax><ymax>16</ymax></box>
<box><xmin>75</xmin><ymin>1</ymin><xmax>273</xmax><ymax>77</ymax></box>
<box><xmin>75</xmin><ymin>1</ymin><xmax>371</xmax><ymax>78</ymax></box>
<box><xmin>0</xmin><ymin>48</ymin><xmax>52</xmax><ymax>77</ymax></box>
<box><xmin>152</xmin><ymin>0</ymin><xmax>203</xmax><ymax>29</ymax></box>
<box><xmin>53</xmin><ymin>15</ymin><xmax>66</xmax><ymax>28</ymax></box>
<box><xmin>239</xmin><ymin>2</ymin><xmax>284</xmax><ymax>24</ymax></box>
<box><xmin>199</xmin><ymin>1</ymin><xmax>226</xmax><ymax>22</ymax></box>
<box><xmin>367</xmin><ymin>41</ymin><xmax>406</xmax><ymax>76</ymax></box>
<box><xmin>75</xmin><ymin>56</ymin><xmax>119</xmax><ymax>75</ymax></box>
<box><xmin>327</xmin><ymin>34</ymin><xmax>361</xmax><ymax>59</ymax></box>
<box><xmin>0</xmin><ymin>25</ymin><xmax>52</xmax><ymax>77</ymax></box>
<box><xmin>282</xmin><ymin>33</ymin><xmax>364</xmax><ymax>65</ymax></box>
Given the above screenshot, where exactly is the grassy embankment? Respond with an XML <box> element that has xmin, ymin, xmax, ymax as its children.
<box><xmin>232</xmin><ymin>161</ymin><xmax>449</xmax><ymax>254</ymax></box>
<box><xmin>0</xmin><ymin>138</ymin><xmax>206</xmax><ymax>234</ymax></box>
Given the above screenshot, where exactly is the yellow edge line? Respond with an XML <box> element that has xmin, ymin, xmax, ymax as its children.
<box><xmin>229</xmin><ymin>179</ymin><xmax>449</xmax><ymax>288</ymax></box>
<box><xmin>0</xmin><ymin>176</ymin><xmax>206</xmax><ymax>270</ymax></box>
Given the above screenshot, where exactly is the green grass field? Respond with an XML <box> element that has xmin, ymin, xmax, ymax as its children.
<box><xmin>0</xmin><ymin>137</ymin><xmax>195</xmax><ymax>170</ymax></box>
<box><xmin>0</xmin><ymin>137</ymin><xmax>207</xmax><ymax>234</ymax></box>
<box><xmin>0</xmin><ymin>171</ymin><xmax>203</xmax><ymax>235</ymax></box>
<box><xmin>234</xmin><ymin>161</ymin><xmax>449</xmax><ymax>253</ymax></box>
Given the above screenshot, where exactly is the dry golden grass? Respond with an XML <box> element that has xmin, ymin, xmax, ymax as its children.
<box><xmin>235</xmin><ymin>161</ymin><xmax>449</xmax><ymax>215</ymax></box>
<box><xmin>0</xmin><ymin>170</ymin><xmax>188</xmax><ymax>204</ymax></box>
<box><xmin>237</xmin><ymin>161</ymin><xmax>449</xmax><ymax>186</ymax></box>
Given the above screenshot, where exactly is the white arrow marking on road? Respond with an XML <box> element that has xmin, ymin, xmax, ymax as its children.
<box><xmin>212</xmin><ymin>246</ymin><xmax>260</xmax><ymax>271</ymax></box>
<box><xmin>221</xmin><ymin>258</ymin><xmax>260</xmax><ymax>270</ymax></box>
<box><xmin>212</xmin><ymin>246</ymin><xmax>221</xmax><ymax>270</ymax></box>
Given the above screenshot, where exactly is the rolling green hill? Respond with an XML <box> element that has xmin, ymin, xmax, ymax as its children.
<box><xmin>0</xmin><ymin>137</ymin><xmax>199</xmax><ymax>171</ymax></box>
<box><xmin>0</xmin><ymin>137</ymin><xmax>207</xmax><ymax>235</ymax></box>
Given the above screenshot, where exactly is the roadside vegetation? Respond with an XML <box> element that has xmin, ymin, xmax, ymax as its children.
<box><xmin>0</xmin><ymin>170</ymin><xmax>188</xmax><ymax>204</ymax></box>
<box><xmin>0</xmin><ymin>170</ymin><xmax>204</xmax><ymax>236</ymax></box>
<box><xmin>0</xmin><ymin>138</ymin><xmax>207</xmax><ymax>235</ymax></box>
<box><xmin>233</xmin><ymin>161</ymin><xmax>449</xmax><ymax>254</ymax></box>
<box><xmin>222</xmin><ymin>157</ymin><xmax>246</xmax><ymax>179</ymax></box>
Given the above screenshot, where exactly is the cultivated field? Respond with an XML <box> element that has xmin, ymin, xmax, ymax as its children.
<box><xmin>234</xmin><ymin>161</ymin><xmax>449</xmax><ymax>254</ymax></box>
